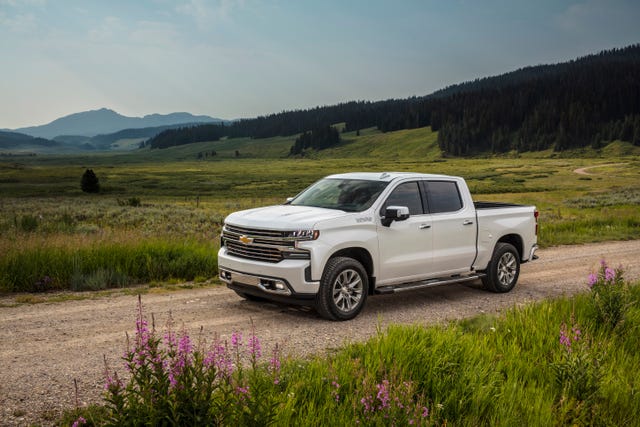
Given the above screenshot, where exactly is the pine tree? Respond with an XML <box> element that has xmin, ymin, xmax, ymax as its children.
<box><xmin>81</xmin><ymin>169</ymin><xmax>100</xmax><ymax>193</ymax></box>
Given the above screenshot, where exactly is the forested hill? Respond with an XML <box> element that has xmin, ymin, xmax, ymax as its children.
<box><xmin>146</xmin><ymin>44</ymin><xmax>640</xmax><ymax>155</ymax></box>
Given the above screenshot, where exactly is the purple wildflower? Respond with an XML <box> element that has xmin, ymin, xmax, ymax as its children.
<box><xmin>422</xmin><ymin>406</ymin><xmax>429</xmax><ymax>417</ymax></box>
<box><xmin>235</xmin><ymin>385</ymin><xmax>251</xmax><ymax>402</ymax></box>
<box><xmin>231</xmin><ymin>331</ymin><xmax>242</xmax><ymax>348</ymax></box>
<box><xmin>376</xmin><ymin>380</ymin><xmax>391</xmax><ymax>409</ymax></box>
<box><xmin>104</xmin><ymin>369</ymin><xmax>123</xmax><ymax>391</ymax></box>
<box><xmin>587</xmin><ymin>273</ymin><xmax>598</xmax><ymax>288</ymax></box>
<box><xmin>332</xmin><ymin>380</ymin><xmax>341</xmax><ymax>402</ymax></box>
<box><xmin>572</xmin><ymin>325</ymin><xmax>581</xmax><ymax>342</ymax></box>
<box><xmin>248</xmin><ymin>333</ymin><xmax>262</xmax><ymax>359</ymax></box>
<box><xmin>560</xmin><ymin>319</ymin><xmax>581</xmax><ymax>352</ymax></box>
<box><xmin>361</xmin><ymin>395</ymin><xmax>373</xmax><ymax>413</ymax></box>
<box><xmin>72</xmin><ymin>416</ymin><xmax>87</xmax><ymax>427</ymax></box>
<box><xmin>559</xmin><ymin>323</ymin><xmax>572</xmax><ymax>350</ymax></box>
<box><xmin>164</xmin><ymin>330</ymin><xmax>177</xmax><ymax>349</ymax></box>
<box><xmin>205</xmin><ymin>337</ymin><xmax>233</xmax><ymax>379</ymax></box>
<box><xmin>605</xmin><ymin>267</ymin><xmax>615</xmax><ymax>283</ymax></box>
<box><xmin>270</xmin><ymin>344</ymin><xmax>281</xmax><ymax>384</ymax></box>
<box><xmin>178</xmin><ymin>333</ymin><xmax>192</xmax><ymax>355</ymax></box>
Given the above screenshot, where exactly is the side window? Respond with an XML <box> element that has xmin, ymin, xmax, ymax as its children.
<box><xmin>426</xmin><ymin>181</ymin><xmax>463</xmax><ymax>213</ymax></box>
<box><xmin>380</xmin><ymin>182</ymin><xmax>424</xmax><ymax>216</ymax></box>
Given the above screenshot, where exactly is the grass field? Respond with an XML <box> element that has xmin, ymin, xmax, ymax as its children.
<box><xmin>1</xmin><ymin>126</ymin><xmax>639</xmax><ymax>292</ymax></box>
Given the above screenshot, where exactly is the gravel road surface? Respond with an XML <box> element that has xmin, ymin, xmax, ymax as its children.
<box><xmin>1</xmin><ymin>240</ymin><xmax>639</xmax><ymax>426</ymax></box>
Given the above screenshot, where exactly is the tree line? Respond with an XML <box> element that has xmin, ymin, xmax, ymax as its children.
<box><xmin>289</xmin><ymin>125</ymin><xmax>341</xmax><ymax>155</ymax></box>
<box><xmin>144</xmin><ymin>44</ymin><xmax>640</xmax><ymax>155</ymax></box>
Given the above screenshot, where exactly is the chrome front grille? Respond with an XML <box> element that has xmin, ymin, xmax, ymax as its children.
<box><xmin>222</xmin><ymin>225</ymin><xmax>306</xmax><ymax>263</ymax></box>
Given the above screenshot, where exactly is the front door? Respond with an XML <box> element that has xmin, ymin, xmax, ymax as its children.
<box><xmin>376</xmin><ymin>181</ymin><xmax>433</xmax><ymax>285</ymax></box>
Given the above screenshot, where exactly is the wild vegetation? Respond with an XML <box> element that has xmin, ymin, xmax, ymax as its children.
<box><xmin>1</xmin><ymin>125</ymin><xmax>639</xmax><ymax>293</ymax></box>
<box><xmin>61</xmin><ymin>263</ymin><xmax>639</xmax><ymax>426</ymax></box>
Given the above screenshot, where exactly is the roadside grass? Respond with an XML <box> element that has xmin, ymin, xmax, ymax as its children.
<box><xmin>0</xmin><ymin>236</ymin><xmax>217</xmax><ymax>293</ymax></box>
<box><xmin>1</xmin><ymin>130</ymin><xmax>639</xmax><ymax>294</ymax></box>
<box><xmin>62</xmin><ymin>277</ymin><xmax>640</xmax><ymax>426</ymax></box>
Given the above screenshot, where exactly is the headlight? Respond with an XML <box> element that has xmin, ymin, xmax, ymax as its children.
<box><xmin>285</xmin><ymin>229</ymin><xmax>319</xmax><ymax>240</ymax></box>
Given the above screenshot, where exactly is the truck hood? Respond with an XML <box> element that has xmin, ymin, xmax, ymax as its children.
<box><xmin>224</xmin><ymin>205</ymin><xmax>349</xmax><ymax>230</ymax></box>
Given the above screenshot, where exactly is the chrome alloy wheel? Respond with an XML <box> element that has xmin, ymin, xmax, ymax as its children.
<box><xmin>331</xmin><ymin>268</ymin><xmax>364</xmax><ymax>313</ymax></box>
<box><xmin>497</xmin><ymin>251</ymin><xmax>517</xmax><ymax>287</ymax></box>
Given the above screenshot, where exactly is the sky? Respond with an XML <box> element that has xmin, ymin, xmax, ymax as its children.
<box><xmin>1</xmin><ymin>0</ymin><xmax>639</xmax><ymax>129</ymax></box>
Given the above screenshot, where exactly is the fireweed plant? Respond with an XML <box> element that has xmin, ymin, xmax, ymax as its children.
<box><xmin>587</xmin><ymin>259</ymin><xmax>631</xmax><ymax>330</ymax></box>
<box><xmin>551</xmin><ymin>315</ymin><xmax>602</xmax><ymax>424</ymax></box>
<box><xmin>102</xmin><ymin>296</ymin><xmax>280</xmax><ymax>426</ymax></box>
<box><xmin>100</xmin><ymin>297</ymin><xmax>433</xmax><ymax>426</ymax></box>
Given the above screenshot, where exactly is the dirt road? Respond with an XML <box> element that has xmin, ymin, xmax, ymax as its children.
<box><xmin>1</xmin><ymin>240</ymin><xmax>639</xmax><ymax>426</ymax></box>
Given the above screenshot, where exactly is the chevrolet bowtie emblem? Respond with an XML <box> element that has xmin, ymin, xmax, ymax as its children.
<box><xmin>239</xmin><ymin>235</ymin><xmax>254</xmax><ymax>245</ymax></box>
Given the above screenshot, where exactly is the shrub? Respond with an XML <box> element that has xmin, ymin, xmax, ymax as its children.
<box><xmin>81</xmin><ymin>169</ymin><xmax>100</xmax><ymax>193</ymax></box>
<box><xmin>117</xmin><ymin>197</ymin><xmax>141</xmax><ymax>207</ymax></box>
<box><xmin>20</xmin><ymin>214</ymin><xmax>39</xmax><ymax>232</ymax></box>
<box><xmin>587</xmin><ymin>259</ymin><xmax>631</xmax><ymax>330</ymax></box>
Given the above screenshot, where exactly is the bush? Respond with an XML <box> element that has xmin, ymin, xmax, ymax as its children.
<box><xmin>20</xmin><ymin>214</ymin><xmax>38</xmax><ymax>232</ymax></box>
<box><xmin>117</xmin><ymin>197</ymin><xmax>141</xmax><ymax>207</ymax></box>
<box><xmin>81</xmin><ymin>169</ymin><xmax>100</xmax><ymax>193</ymax></box>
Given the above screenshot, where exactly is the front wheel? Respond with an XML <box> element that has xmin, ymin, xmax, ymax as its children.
<box><xmin>481</xmin><ymin>243</ymin><xmax>520</xmax><ymax>293</ymax></box>
<box><xmin>316</xmin><ymin>257</ymin><xmax>369</xmax><ymax>321</ymax></box>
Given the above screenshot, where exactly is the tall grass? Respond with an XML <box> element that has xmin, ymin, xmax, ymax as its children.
<box><xmin>65</xmin><ymin>276</ymin><xmax>640</xmax><ymax>426</ymax></box>
<box><xmin>0</xmin><ymin>238</ymin><xmax>217</xmax><ymax>292</ymax></box>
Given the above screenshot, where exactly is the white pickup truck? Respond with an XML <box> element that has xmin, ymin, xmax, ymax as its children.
<box><xmin>219</xmin><ymin>172</ymin><xmax>538</xmax><ymax>320</ymax></box>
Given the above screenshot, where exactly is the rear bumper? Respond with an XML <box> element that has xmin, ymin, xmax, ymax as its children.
<box><xmin>218</xmin><ymin>248</ymin><xmax>320</xmax><ymax>303</ymax></box>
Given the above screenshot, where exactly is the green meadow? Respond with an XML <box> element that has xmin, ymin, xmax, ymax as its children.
<box><xmin>1</xmin><ymin>126</ymin><xmax>639</xmax><ymax>292</ymax></box>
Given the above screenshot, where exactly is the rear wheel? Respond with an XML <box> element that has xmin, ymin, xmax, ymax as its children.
<box><xmin>481</xmin><ymin>243</ymin><xmax>520</xmax><ymax>293</ymax></box>
<box><xmin>316</xmin><ymin>257</ymin><xmax>368</xmax><ymax>321</ymax></box>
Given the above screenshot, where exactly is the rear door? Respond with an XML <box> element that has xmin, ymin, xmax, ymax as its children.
<box><xmin>422</xmin><ymin>180</ymin><xmax>477</xmax><ymax>275</ymax></box>
<box><xmin>376</xmin><ymin>181</ymin><xmax>433</xmax><ymax>284</ymax></box>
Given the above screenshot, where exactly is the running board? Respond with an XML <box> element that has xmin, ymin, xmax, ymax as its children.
<box><xmin>374</xmin><ymin>274</ymin><xmax>485</xmax><ymax>295</ymax></box>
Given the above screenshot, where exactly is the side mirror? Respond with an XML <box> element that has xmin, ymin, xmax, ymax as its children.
<box><xmin>381</xmin><ymin>206</ymin><xmax>410</xmax><ymax>227</ymax></box>
<box><xmin>285</xmin><ymin>197</ymin><xmax>294</xmax><ymax>204</ymax></box>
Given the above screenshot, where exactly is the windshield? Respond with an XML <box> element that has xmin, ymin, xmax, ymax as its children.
<box><xmin>289</xmin><ymin>178</ymin><xmax>389</xmax><ymax>212</ymax></box>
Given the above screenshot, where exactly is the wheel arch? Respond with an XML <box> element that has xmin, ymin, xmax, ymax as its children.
<box><xmin>496</xmin><ymin>234</ymin><xmax>524</xmax><ymax>260</ymax></box>
<box><xmin>329</xmin><ymin>247</ymin><xmax>375</xmax><ymax>294</ymax></box>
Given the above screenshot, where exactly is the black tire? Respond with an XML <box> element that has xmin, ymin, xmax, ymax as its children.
<box><xmin>315</xmin><ymin>257</ymin><xmax>369</xmax><ymax>321</ymax></box>
<box><xmin>481</xmin><ymin>243</ymin><xmax>520</xmax><ymax>293</ymax></box>
<box><xmin>233</xmin><ymin>290</ymin><xmax>265</xmax><ymax>302</ymax></box>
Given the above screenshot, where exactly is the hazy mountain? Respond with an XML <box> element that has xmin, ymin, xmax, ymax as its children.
<box><xmin>0</xmin><ymin>130</ymin><xmax>58</xmax><ymax>151</ymax></box>
<box><xmin>14</xmin><ymin>108</ymin><xmax>223</xmax><ymax>139</ymax></box>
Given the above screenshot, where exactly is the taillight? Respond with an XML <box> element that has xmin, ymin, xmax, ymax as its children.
<box><xmin>534</xmin><ymin>210</ymin><xmax>539</xmax><ymax>236</ymax></box>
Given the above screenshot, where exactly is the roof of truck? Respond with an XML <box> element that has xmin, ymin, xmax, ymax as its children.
<box><xmin>325</xmin><ymin>172</ymin><xmax>458</xmax><ymax>182</ymax></box>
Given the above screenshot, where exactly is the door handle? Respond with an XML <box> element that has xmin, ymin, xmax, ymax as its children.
<box><xmin>463</xmin><ymin>220</ymin><xmax>474</xmax><ymax>226</ymax></box>
<box><xmin>419</xmin><ymin>224</ymin><xmax>431</xmax><ymax>230</ymax></box>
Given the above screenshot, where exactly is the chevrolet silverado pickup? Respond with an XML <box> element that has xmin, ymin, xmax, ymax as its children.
<box><xmin>219</xmin><ymin>172</ymin><xmax>538</xmax><ymax>320</ymax></box>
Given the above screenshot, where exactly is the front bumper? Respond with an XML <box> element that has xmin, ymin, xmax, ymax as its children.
<box><xmin>218</xmin><ymin>248</ymin><xmax>320</xmax><ymax>303</ymax></box>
